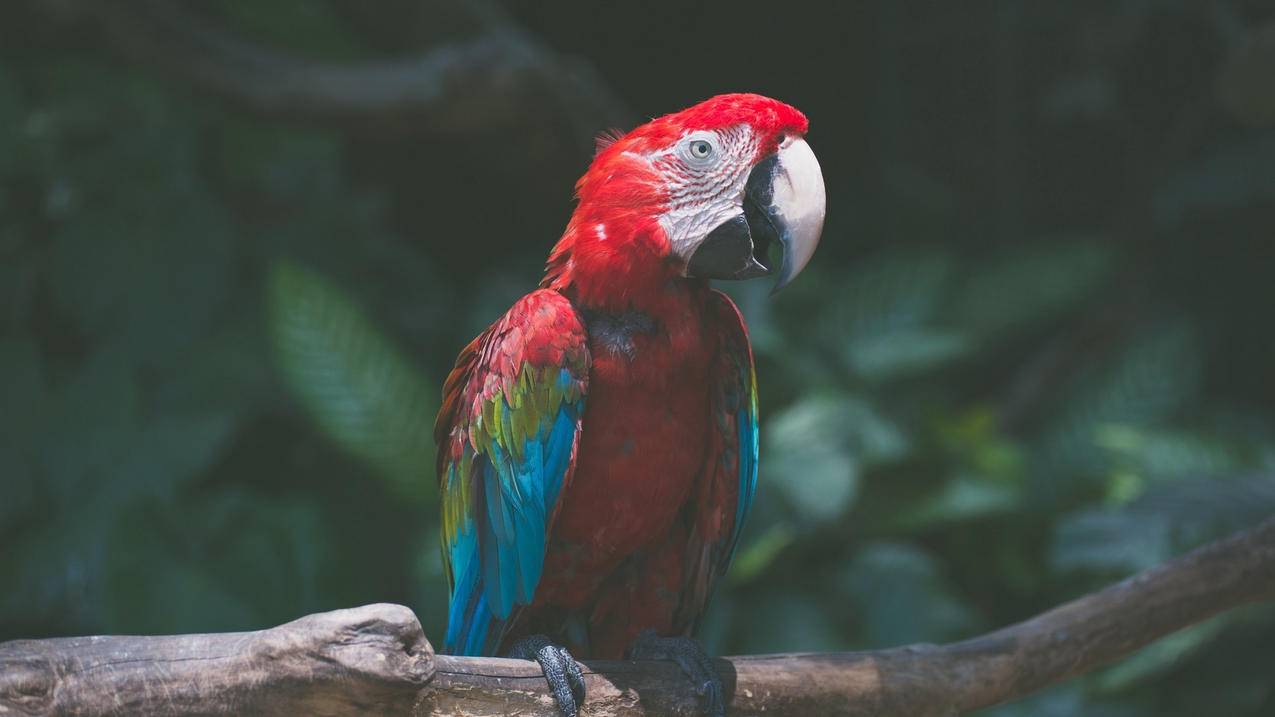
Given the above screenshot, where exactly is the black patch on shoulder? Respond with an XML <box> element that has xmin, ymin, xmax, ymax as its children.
<box><xmin>582</xmin><ymin>309</ymin><xmax>658</xmax><ymax>359</ymax></box>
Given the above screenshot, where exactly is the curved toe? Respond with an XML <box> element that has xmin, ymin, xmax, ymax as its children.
<box><xmin>627</xmin><ymin>631</ymin><xmax>725</xmax><ymax>717</ymax></box>
<box><xmin>506</xmin><ymin>635</ymin><xmax>587</xmax><ymax>717</ymax></box>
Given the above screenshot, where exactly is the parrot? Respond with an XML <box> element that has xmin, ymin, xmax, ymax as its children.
<box><xmin>434</xmin><ymin>93</ymin><xmax>826</xmax><ymax>717</ymax></box>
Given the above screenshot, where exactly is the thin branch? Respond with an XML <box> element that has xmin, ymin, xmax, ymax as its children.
<box><xmin>2</xmin><ymin>517</ymin><xmax>1272</xmax><ymax>716</ymax></box>
<box><xmin>68</xmin><ymin>0</ymin><xmax>632</xmax><ymax>139</ymax></box>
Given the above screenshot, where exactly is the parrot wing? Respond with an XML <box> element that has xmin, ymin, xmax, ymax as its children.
<box><xmin>678</xmin><ymin>289</ymin><xmax>760</xmax><ymax>630</ymax></box>
<box><xmin>435</xmin><ymin>289</ymin><xmax>590</xmax><ymax>656</ymax></box>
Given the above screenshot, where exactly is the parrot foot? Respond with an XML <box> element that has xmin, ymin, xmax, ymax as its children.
<box><xmin>626</xmin><ymin>630</ymin><xmax>725</xmax><ymax>717</ymax></box>
<box><xmin>506</xmin><ymin>634</ymin><xmax>587</xmax><ymax>717</ymax></box>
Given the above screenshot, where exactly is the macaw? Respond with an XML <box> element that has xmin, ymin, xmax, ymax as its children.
<box><xmin>435</xmin><ymin>93</ymin><xmax>825</xmax><ymax>716</ymax></box>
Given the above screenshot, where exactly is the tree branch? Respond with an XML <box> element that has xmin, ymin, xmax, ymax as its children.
<box><xmin>66</xmin><ymin>0</ymin><xmax>632</xmax><ymax>139</ymax></box>
<box><xmin>2</xmin><ymin>517</ymin><xmax>1273</xmax><ymax>716</ymax></box>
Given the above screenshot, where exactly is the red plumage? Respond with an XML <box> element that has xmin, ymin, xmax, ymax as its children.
<box><xmin>440</xmin><ymin>93</ymin><xmax>808</xmax><ymax>660</ymax></box>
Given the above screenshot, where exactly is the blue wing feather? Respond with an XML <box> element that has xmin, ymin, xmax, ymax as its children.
<box><xmin>436</xmin><ymin>293</ymin><xmax>588</xmax><ymax>657</ymax></box>
<box><xmin>729</xmin><ymin>370</ymin><xmax>759</xmax><ymax>563</ymax></box>
<box><xmin>444</xmin><ymin>399</ymin><xmax>582</xmax><ymax>655</ymax></box>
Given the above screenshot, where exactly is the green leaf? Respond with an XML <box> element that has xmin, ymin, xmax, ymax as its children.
<box><xmin>1055</xmin><ymin>477</ymin><xmax>1275</xmax><ymax>581</ymax></box>
<box><xmin>844</xmin><ymin>328</ymin><xmax>972</xmax><ymax>382</ymax></box>
<box><xmin>823</xmin><ymin>249</ymin><xmax>970</xmax><ymax>381</ymax></box>
<box><xmin>1095</xmin><ymin>425</ymin><xmax>1242</xmax><ymax>498</ymax></box>
<box><xmin>1036</xmin><ymin>321</ymin><xmax>1202</xmax><ymax>485</ymax></box>
<box><xmin>737</xmin><ymin>591</ymin><xmax>845</xmax><ymax>653</ymax></box>
<box><xmin>763</xmin><ymin>394</ymin><xmax>908</xmax><ymax>521</ymax></box>
<box><xmin>754</xmin><ymin>392</ymin><xmax>856</xmax><ymax>515</ymax></box>
<box><xmin>1068</xmin><ymin>322</ymin><xmax>1203</xmax><ymax>426</ymax></box>
<box><xmin>1130</xmin><ymin>476</ymin><xmax>1275</xmax><ymax>548</ymax></box>
<box><xmin>1052</xmin><ymin>508</ymin><xmax>1173</xmax><ymax>575</ymax></box>
<box><xmin>950</xmin><ymin>241</ymin><xmax>1113</xmax><ymax>337</ymax></box>
<box><xmin>839</xmin><ymin>542</ymin><xmax>978</xmax><ymax>646</ymax></box>
<box><xmin>891</xmin><ymin>473</ymin><xmax>1021</xmax><ymax>530</ymax></box>
<box><xmin>765</xmin><ymin>434</ymin><xmax>858</xmax><ymax>522</ymax></box>
<box><xmin>268</xmin><ymin>261</ymin><xmax>436</xmax><ymax>502</ymax></box>
<box><xmin>829</xmin><ymin>249</ymin><xmax>954</xmax><ymax>343</ymax></box>
<box><xmin>935</xmin><ymin>406</ymin><xmax>1026</xmax><ymax>483</ymax></box>
<box><xmin>829</xmin><ymin>250</ymin><xmax>952</xmax><ymax>333</ymax></box>
<box><xmin>728</xmin><ymin>522</ymin><xmax>796</xmax><ymax>584</ymax></box>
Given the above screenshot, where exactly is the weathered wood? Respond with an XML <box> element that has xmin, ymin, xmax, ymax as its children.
<box><xmin>2</xmin><ymin>517</ymin><xmax>1273</xmax><ymax>716</ymax></box>
<box><xmin>0</xmin><ymin>604</ymin><xmax>434</xmax><ymax>716</ymax></box>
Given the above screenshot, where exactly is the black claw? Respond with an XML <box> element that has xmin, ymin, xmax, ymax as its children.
<box><xmin>507</xmin><ymin>635</ymin><xmax>586</xmax><ymax>717</ymax></box>
<box><xmin>560</xmin><ymin>645</ymin><xmax>587</xmax><ymax>706</ymax></box>
<box><xmin>627</xmin><ymin>630</ymin><xmax>726</xmax><ymax>717</ymax></box>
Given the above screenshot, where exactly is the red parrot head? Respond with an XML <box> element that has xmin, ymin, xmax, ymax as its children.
<box><xmin>544</xmin><ymin>93</ymin><xmax>826</xmax><ymax>305</ymax></box>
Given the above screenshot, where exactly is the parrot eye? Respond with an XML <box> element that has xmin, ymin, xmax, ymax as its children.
<box><xmin>689</xmin><ymin>140</ymin><xmax>713</xmax><ymax>159</ymax></box>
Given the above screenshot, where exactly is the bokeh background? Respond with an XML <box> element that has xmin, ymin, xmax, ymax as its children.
<box><xmin>3</xmin><ymin>1</ymin><xmax>1275</xmax><ymax>714</ymax></box>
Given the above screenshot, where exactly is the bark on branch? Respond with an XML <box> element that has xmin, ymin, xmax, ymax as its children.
<box><xmin>2</xmin><ymin>517</ymin><xmax>1273</xmax><ymax>716</ymax></box>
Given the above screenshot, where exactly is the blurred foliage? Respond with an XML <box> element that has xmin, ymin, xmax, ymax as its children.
<box><xmin>2</xmin><ymin>1</ymin><xmax>1274</xmax><ymax>714</ymax></box>
<box><xmin>268</xmin><ymin>261</ymin><xmax>437</xmax><ymax>500</ymax></box>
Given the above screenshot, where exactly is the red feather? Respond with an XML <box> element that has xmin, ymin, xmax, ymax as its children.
<box><xmin>441</xmin><ymin>93</ymin><xmax>802</xmax><ymax>658</ymax></box>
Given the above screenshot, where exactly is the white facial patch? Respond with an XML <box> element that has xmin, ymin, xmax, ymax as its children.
<box><xmin>653</xmin><ymin>125</ymin><xmax>760</xmax><ymax>264</ymax></box>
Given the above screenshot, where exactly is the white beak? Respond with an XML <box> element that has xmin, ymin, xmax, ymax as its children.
<box><xmin>769</xmin><ymin>137</ymin><xmax>826</xmax><ymax>291</ymax></box>
<box><xmin>684</xmin><ymin>136</ymin><xmax>826</xmax><ymax>289</ymax></box>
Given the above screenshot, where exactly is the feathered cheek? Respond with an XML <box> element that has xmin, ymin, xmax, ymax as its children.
<box><xmin>659</xmin><ymin>190</ymin><xmax>740</xmax><ymax>266</ymax></box>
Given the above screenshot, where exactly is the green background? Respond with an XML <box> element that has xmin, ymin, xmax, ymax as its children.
<box><xmin>3</xmin><ymin>2</ymin><xmax>1274</xmax><ymax>714</ymax></box>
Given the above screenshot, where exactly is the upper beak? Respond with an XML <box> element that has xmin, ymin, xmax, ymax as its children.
<box><xmin>686</xmin><ymin>137</ymin><xmax>826</xmax><ymax>291</ymax></box>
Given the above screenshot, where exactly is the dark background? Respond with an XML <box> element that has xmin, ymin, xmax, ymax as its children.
<box><xmin>3</xmin><ymin>1</ymin><xmax>1275</xmax><ymax>714</ymax></box>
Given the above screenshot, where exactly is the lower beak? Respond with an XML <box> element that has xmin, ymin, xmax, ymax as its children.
<box><xmin>686</xmin><ymin>137</ymin><xmax>826</xmax><ymax>291</ymax></box>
